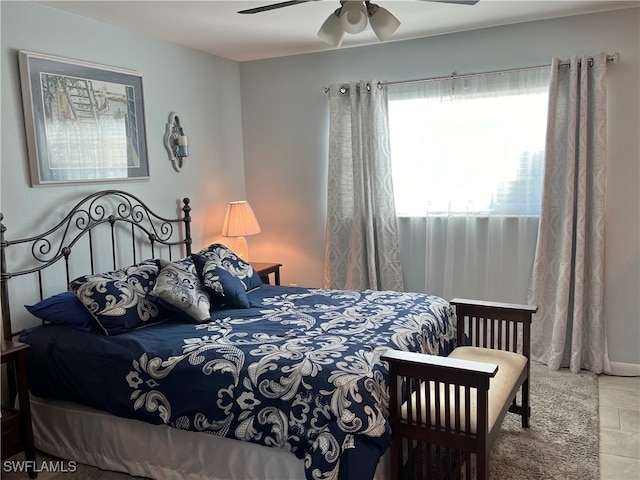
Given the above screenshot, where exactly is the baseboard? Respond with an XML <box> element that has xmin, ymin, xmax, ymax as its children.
<box><xmin>603</xmin><ymin>360</ymin><xmax>640</xmax><ymax>377</ymax></box>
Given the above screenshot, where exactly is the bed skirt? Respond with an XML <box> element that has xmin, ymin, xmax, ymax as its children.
<box><xmin>30</xmin><ymin>396</ymin><xmax>390</xmax><ymax>480</ymax></box>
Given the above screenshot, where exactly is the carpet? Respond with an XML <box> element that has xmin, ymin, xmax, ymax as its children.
<box><xmin>489</xmin><ymin>361</ymin><xmax>600</xmax><ymax>480</ymax></box>
<box><xmin>8</xmin><ymin>361</ymin><xmax>600</xmax><ymax>480</ymax></box>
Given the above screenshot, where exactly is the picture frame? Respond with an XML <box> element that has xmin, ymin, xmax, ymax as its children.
<box><xmin>18</xmin><ymin>51</ymin><xmax>150</xmax><ymax>186</ymax></box>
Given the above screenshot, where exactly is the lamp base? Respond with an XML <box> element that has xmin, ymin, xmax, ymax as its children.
<box><xmin>235</xmin><ymin>236</ymin><xmax>249</xmax><ymax>261</ymax></box>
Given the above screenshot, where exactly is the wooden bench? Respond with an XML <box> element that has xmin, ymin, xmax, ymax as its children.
<box><xmin>381</xmin><ymin>298</ymin><xmax>537</xmax><ymax>480</ymax></box>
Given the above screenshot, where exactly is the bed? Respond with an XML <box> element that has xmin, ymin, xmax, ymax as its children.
<box><xmin>1</xmin><ymin>190</ymin><xmax>458</xmax><ymax>480</ymax></box>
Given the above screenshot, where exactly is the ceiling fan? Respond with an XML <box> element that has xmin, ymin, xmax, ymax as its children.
<box><xmin>238</xmin><ymin>0</ymin><xmax>480</xmax><ymax>47</ymax></box>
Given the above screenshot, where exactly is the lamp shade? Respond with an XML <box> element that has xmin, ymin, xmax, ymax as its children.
<box><xmin>221</xmin><ymin>201</ymin><xmax>261</xmax><ymax>237</ymax></box>
<box><xmin>368</xmin><ymin>4</ymin><xmax>401</xmax><ymax>41</ymax></box>
<box><xmin>318</xmin><ymin>10</ymin><xmax>345</xmax><ymax>47</ymax></box>
<box><xmin>340</xmin><ymin>1</ymin><xmax>368</xmax><ymax>34</ymax></box>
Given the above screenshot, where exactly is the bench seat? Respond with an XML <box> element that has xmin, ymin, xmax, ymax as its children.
<box><xmin>401</xmin><ymin>347</ymin><xmax>527</xmax><ymax>435</ymax></box>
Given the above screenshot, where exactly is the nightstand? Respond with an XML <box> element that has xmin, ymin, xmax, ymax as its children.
<box><xmin>1</xmin><ymin>340</ymin><xmax>37</xmax><ymax>478</ymax></box>
<box><xmin>251</xmin><ymin>262</ymin><xmax>282</xmax><ymax>286</ymax></box>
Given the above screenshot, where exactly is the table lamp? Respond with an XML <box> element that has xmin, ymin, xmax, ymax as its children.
<box><xmin>221</xmin><ymin>201</ymin><xmax>261</xmax><ymax>261</ymax></box>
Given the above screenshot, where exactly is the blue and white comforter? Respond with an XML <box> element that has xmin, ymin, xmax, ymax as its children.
<box><xmin>24</xmin><ymin>285</ymin><xmax>456</xmax><ymax>480</ymax></box>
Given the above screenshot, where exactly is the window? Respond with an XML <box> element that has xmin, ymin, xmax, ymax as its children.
<box><xmin>386</xmin><ymin>67</ymin><xmax>551</xmax><ymax>303</ymax></box>
<box><xmin>388</xmin><ymin>68</ymin><xmax>550</xmax><ymax>217</ymax></box>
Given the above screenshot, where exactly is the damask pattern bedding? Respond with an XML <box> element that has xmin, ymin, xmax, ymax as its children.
<box><xmin>24</xmin><ymin>285</ymin><xmax>456</xmax><ymax>480</ymax></box>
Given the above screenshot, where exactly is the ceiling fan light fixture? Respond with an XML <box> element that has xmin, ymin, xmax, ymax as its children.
<box><xmin>340</xmin><ymin>1</ymin><xmax>368</xmax><ymax>34</ymax></box>
<box><xmin>367</xmin><ymin>3</ymin><xmax>401</xmax><ymax>41</ymax></box>
<box><xmin>318</xmin><ymin>9</ymin><xmax>345</xmax><ymax>47</ymax></box>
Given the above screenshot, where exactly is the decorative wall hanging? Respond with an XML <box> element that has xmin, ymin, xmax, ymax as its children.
<box><xmin>18</xmin><ymin>51</ymin><xmax>150</xmax><ymax>186</ymax></box>
<box><xmin>163</xmin><ymin>112</ymin><xmax>189</xmax><ymax>172</ymax></box>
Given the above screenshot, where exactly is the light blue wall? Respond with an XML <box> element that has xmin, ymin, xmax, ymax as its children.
<box><xmin>240</xmin><ymin>8</ymin><xmax>640</xmax><ymax>367</ymax></box>
<box><xmin>1</xmin><ymin>1</ymin><xmax>246</xmax><ymax>251</ymax></box>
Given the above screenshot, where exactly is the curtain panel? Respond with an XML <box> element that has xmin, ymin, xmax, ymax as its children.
<box><xmin>398</xmin><ymin>215</ymin><xmax>539</xmax><ymax>304</ymax></box>
<box><xmin>323</xmin><ymin>80</ymin><xmax>404</xmax><ymax>291</ymax></box>
<box><xmin>529</xmin><ymin>54</ymin><xmax>609</xmax><ymax>374</ymax></box>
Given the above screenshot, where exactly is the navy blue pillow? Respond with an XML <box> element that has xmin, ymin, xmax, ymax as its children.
<box><xmin>69</xmin><ymin>260</ymin><xmax>168</xmax><ymax>335</ymax></box>
<box><xmin>25</xmin><ymin>291</ymin><xmax>97</xmax><ymax>332</ymax></box>
<box><xmin>196</xmin><ymin>243</ymin><xmax>262</xmax><ymax>292</ymax></box>
<box><xmin>192</xmin><ymin>254</ymin><xmax>250</xmax><ymax>309</ymax></box>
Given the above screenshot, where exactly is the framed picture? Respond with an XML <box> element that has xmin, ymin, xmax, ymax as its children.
<box><xmin>18</xmin><ymin>51</ymin><xmax>149</xmax><ymax>186</ymax></box>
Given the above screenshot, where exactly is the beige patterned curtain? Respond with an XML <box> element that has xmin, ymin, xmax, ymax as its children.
<box><xmin>529</xmin><ymin>54</ymin><xmax>609</xmax><ymax>373</ymax></box>
<box><xmin>323</xmin><ymin>80</ymin><xmax>404</xmax><ymax>291</ymax></box>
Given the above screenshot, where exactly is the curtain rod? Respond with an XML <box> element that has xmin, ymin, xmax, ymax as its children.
<box><xmin>323</xmin><ymin>52</ymin><xmax>620</xmax><ymax>93</ymax></box>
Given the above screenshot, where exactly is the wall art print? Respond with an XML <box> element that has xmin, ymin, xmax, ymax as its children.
<box><xmin>19</xmin><ymin>51</ymin><xmax>149</xmax><ymax>186</ymax></box>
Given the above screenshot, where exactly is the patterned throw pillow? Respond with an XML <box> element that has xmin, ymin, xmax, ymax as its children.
<box><xmin>192</xmin><ymin>254</ymin><xmax>250</xmax><ymax>309</ymax></box>
<box><xmin>150</xmin><ymin>258</ymin><xmax>211</xmax><ymax>323</ymax></box>
<box><xmin>196</xmin><ymin>243</ymin><xmax>262</xmax><ymax>292</ymax></box>
<box><xmin>69</xmin><ymin>260</ymin><xmax>166</xmax><ymax>335</ymax></box>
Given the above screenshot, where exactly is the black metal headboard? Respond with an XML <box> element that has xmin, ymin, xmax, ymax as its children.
<box><xmin>1</xmin><ymin>190</ymin><xmax>192</xmax><ymax>340</ymax></box>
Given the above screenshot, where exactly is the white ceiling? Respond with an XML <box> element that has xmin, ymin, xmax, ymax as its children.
<box><xmin>38</xmin><ymin>0</ymin><xmax>637</xmax><ymax>62</ymax></box>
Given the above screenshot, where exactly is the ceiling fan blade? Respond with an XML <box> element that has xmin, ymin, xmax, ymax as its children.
<box><xmin>237</xmin><ymin>0</ymin><xmax>314</xmax><ymax>14</ymax></box>
<box><xmin>423</xmin><ymin>0</ymin><xmax>480</xmax><ymax>5</ymax></box>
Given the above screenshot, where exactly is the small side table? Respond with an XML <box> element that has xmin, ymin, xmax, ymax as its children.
<box><xmin>1</xmin><ymin>340</ymin><xmax>37</xmax><ymax>478</ymax></box>
<box><xmin>251</xmin><ymin>262</ymin><xmax>282</xmax><ymax>286</ymax></box>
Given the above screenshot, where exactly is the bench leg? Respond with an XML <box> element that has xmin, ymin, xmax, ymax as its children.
<box><xmin>521</xmin><ymin>377</ymin><xmax>530</xmax><ymax>428</ymax></box>
<box><xmin>390</xmin><ymin>437</ymin><xmax>401</xmax><ymax>480</ymax></box>
<box><xmin>477</xmin><ymin>450</ymin><xmax>489</xmax><ymax>480</ymax></box>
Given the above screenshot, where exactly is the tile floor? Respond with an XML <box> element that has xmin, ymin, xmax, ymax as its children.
<box><xmin>599</xmin><ymin>375</ymin><xmax>640</xmax><ymax>479</ymax></box>
<box><xmin>3</xmin><ymin>375</ymin><xmax>639</xmax><ymax>479</ymax></box>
